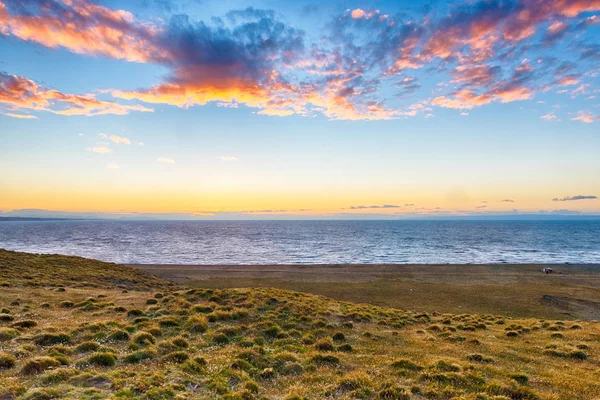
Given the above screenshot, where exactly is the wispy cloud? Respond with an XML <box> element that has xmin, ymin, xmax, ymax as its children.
<box><xmin>347</xmin><ymin>204</ymin><xmax>401</xmax><ymax>210</ymax></box>
<box><xmin>87</xmin><ymin>147</ymin><xmax>111</xmax><ymax>154</ymax></box>
<box><xmin>0</xmin><ymin>73</ymin><xmax>153</xmax><ymax>117</ymax></box>
<box><xmin>219</xmin><ymin>156</ymin><xmax>239</xmax><ymax>162</ymax></box>
<box><xmin>541</xmin><ymin>112</ymin><xmax>560</xmax><ymax>121</ymax></box>
<box><xmin>500</xmin><ymin>199</ymin><xmax>515</xmax><ymax>203</ymax></box>
<box><xmin>553</xmin><ymin>195</ymin><xmax>597</xmax><ymax>201</ymax></box>
<box><xmin>3</xmin><ymin>112</ymin><xmax>37</xmax><ymax>119</ymax></box>
<box><xmin>156</xmin><ymin>157</ymin><xmax>175</xmax><ymax>164</ymax></box>
<box><xmin>106</xmin><ymin>162</ymin><xmax>119</xmax><ymax>169</ymax></box>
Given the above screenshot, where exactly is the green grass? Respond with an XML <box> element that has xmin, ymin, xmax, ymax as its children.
<box><xmin>0</xmin><ymin>250</ymin><xmax>599</xmax><ymax>399</ymax></box>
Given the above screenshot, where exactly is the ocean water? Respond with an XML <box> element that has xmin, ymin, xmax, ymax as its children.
<box><xmin>0</xmin><ymin>220</ymin><xmax>599</xmax><ymax>265</ymax></box>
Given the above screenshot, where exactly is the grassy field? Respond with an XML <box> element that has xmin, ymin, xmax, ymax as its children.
<box><xmin>1</xmin><ymin>250</ymin><xmax>600</xmax><ymax>399</ymax></box>
<box><xmin>135</xmin><ymin>263</ymin><xmax>600</xmax><ymax>321</ymax></box>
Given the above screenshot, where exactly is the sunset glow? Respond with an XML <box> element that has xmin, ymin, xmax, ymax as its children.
<box><xmin>1</xmin><ymin>0</ymin><xmax>599</xmax><ymax>219</ymax></box>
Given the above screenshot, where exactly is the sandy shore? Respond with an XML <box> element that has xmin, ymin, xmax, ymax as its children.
<box><xmin>130</xmin><ymin>263</ymin><xmax>600</xmax><ymax>320</ymax></box>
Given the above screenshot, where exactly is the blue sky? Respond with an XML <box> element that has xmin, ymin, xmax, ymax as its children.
<box><xmin>0</xmin><ymin>0</ymin><xmax>598</xmax><ymax>219</ymax></box>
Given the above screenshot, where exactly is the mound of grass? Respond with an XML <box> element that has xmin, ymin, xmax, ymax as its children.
<box><xmin>86</xmin><ymin>352</ymin><xmax>117</xmax><ymax>367</ymax></box>
<box><xmin>21</xmin><ymin>357</ymin><xmax>61</xmax><ymax>375</ymax></box>
<box><xmin>0</xmin><ymin>353</ymin><xmax>16</xmax><ymax>369</ymax></box>
<box><xmin>0</xmin><ymin>249</ymin><xmax>172</xmax><ymax>290</ymax></box>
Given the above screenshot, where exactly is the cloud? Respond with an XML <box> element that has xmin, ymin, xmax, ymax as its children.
<box><xmin>2</xmin><ymin>0</ymin><xmax>599</xmax><ymax>121</ymax></box>
<box><xmin>540</xmin><ymin>112</ymin><xmax>560</xmax><ymax>121</ymax></box>
<box><xmin>78</xmin><ymin>133</ymin><xmax>84</xmax><ymax>136</ymax></box>
<box><xmin>3</xmin><ymin>112</ymin><xmax>37</xmax><ymax>119</ymax></box>
<box><xmin>0</xmin><ymin>0</ymin><xmax>166</xmax><ymax>63</ymax></box>
<box><xmin>156</xmin><ymin>157</ymin><xmax>175</xmax><ymax>164</ymax></box>
<box><xmin>348</xmin><ymin>204</ymin><xmax>401</xmax><ymax>210</ymax></box>
<box><xmin>219</xmin><ymin>156</ymin><xmax>239</xmax><ymax>162</ymax></box>
<box><xmin>137</xmin><ymin>142</ymin><xmax>145</xmax><ymax>146</ymax></box>
<box><xmin>109</xmin><ymin>135</ymin><xmax>131</xmax><ymax>144</ymax></box>
<box><xmin>87</xmin><ymin>147</ymin><xmax>111</xmax><ymax>153</ymax></box>
<box><xmin>552</xmin><ymin>195</ymin><xmax>597</xmax><ymax>201</ymax></box>
<box><xmin>349</xmin><ymin>9</ymin><xmax>379</xmax><ymax>20</ymax></box>
<box><xmin>499</xmin><ymin>199</ymin><xmax>515</xmax><ymax>203</ymax></box>
<box><xmin>571</xmin><ymin>111</ymin><xmax>595</xmax><ymax>123</ymax></box>
<box><xmin>106</xmin><ymin>161</ymin><xmax>119</xmax><ymax>169</ymax></box>
<box><xmin>0</xmin><ymin>72</ymin><xmax>153</xmax><ymax>117</ymax></box>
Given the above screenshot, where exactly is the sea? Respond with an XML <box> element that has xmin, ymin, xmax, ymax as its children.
<box><xmin>0</xmin><ymin>220</ymin><xmax>599</xmax><ymax>265</ymax></box>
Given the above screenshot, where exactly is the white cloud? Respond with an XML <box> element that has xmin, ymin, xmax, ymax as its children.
<box><xmin>137</xmin><ymin>142</ymin><xmax>144</xmax><ymax>146</ymax></box>
<box><xmin>106</xmin><ymin>162</ymin><xmax>119</xmax><ymax>169</ymax></box>
<box><xmin>78</xmin><ymin>133</ymin><xmax>84</xmax><ymax>136</ymax></box>
<box><xmin>4</xmin><ymin>113</ymin><xmax>37</xmax><ymax>119</ymax></box>
<box><xmin>98</xmin><ymin>133</ymin><xmax>108</xmax><ymax>139</ymax></box>
<box><xmin>87</xmin><ymin>147</ymin><xmax>111</xmax><ymax>153</ymax></box>
<box><xmin>219</xmin><ymin>156</ymin><xmax>239</xmax><ymax>162</ymax></box>
<box><xmin>157</xmin><ymin>157</ymin><xmax>175</xmax><ymax>164</ymax></box>
<box><xmin>460</xmin><ymin>112</ymin><xmax>469</xmax><ymax>116</ymax></box>
<box><xmin>109</xmin><ymin>135</ymin><xmax>131</xmax><ymax>144</ymax></box>
<box><xmin>541</xmin><ymin>112</ymin><xmax>560</xmax><ymax>121</ymax></box>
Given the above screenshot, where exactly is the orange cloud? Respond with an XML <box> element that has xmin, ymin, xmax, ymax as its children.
<box><xmin>0</xmin><ymin>0</ymin><xmax>165</xmax><ymax>63</ymax></box>
<box><xmin>432</xmin><ymin>90</ymin><xmax>493</xmax><ymax>109</ymax></box>
<box><xmin>0</xmin><ymin>72</ymin><xmax>153</xmax><ymax>116</ymax></box>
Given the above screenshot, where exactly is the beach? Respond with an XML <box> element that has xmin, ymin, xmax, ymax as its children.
<box><xmin>132</xmin><ymin>263</ymin><xmax>600</xmax><ymax>321</ymax></box>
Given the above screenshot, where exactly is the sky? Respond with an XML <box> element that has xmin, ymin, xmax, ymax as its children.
<box><xmin>0</xmin><ymin>0</ymin><xmax>599</xmax><ymax>220</ymax></box>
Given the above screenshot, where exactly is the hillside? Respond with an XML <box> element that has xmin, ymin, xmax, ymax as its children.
<box><xmin>0</xmin><ymin>250</ymin><xmax>599</xmax><ymax>399</ymax></box>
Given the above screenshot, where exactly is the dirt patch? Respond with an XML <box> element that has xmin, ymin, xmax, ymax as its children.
<box><xmin>541</xmin><ymin>295</ymin><xmax>600</xmax><ymax>320</ymax></box>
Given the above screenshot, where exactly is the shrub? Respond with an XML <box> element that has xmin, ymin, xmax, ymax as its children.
<box><xmin>0</xmin><ymin>328</ymin><xmax>20</xmax><ymax>342</ymax></box>
<box><xmin>87</xmin><ymin>352</ymin><xmax>117</xmax><ymax>367</ymax></box>
<box><xmin>213</xmin><ymin>333</ymin><xmax>229</xmax><ymax>345</ymax></box>
<box><xmin>259</xmin><ymin>367</ymin><xmax>276</xmax><ymax>379</ymax></box>
<box><xmin>466</xmin><ymin>353</ymin><xmax>494</xmax><ymax>363</ymax></box>
<box><xmin>11</xmin><ymin>320</ymin><xmax>37</xmax><ymax>329</ymax></box>
<box><xmin>338</xmin><ymin>344</ymin><xmax>353</xmax><ymax>352</ymax></box>
<box><xmin>310</xmin><ymin>355</ymin><xmax>340</xmax><ymax>366</ymax></box>
<box><xmin>391</xmin><ymin>359</ymin><xmax>422</xmax><ymax>371</ymax></box>
<box><xmin>185</xmin><ymin>316</ymin><xmax>208</xmax><ymax>333</ymax></box>
<box><xmin>171</xmin><ymin>337</ymin><xmax>189</xmax><ymax>348</ymax></box>
<box><xmin>158</xmin><ymin>317</ymin><xmax>179</xmax><ymax>327</ymax></box>
<box><xmin>123</xmin><ymin>350</ymin><xmax>156</xmax><ymax>364</ymax></box>
<box><xmin>34</xmin><ymin>333</ymin><xmax>70</xmax><ymax>347</ymax></box>
<box><xmin>132</xmin><ymin>331</ymin><xmax>155</xmax><ymax>346</ymax></box>
<box><xmin>127</xmin><ymin>309</ymin><xmax>145</xmax><ymax>317</ymax></box>
<box><xmin>0</xmin><ymin>313</ymin><xmax>15</xmax><ymax>322</ymax></box>
<box><xmin>0</xmin><ymin>353</ymin><xmax>16</xmax><ymax>369</ymax></box>
<box><xmin>315</xmin><ymin>339</ymin><xmax>335</xmax><ymax>351</ymax></box>
<box><xmin>511</xmin><ymin>374</ymin><xmax>529</xmax><ymax>385</ymax></box>
<box><xmin>431</xmin><ymin>360</ymin><xmax>461</xmax><ymax>372</ymax></box>
<box><xmin>193</xmin><ymin>305</ymin><xmax>213</xmax><ymax>314</ymax></box>
<box><xmin>332</xmin><ymin>332</ymin><xmax>346</xmax><ymax>342</ymax></box>
<box><xmin>164</xmin><ymin>351</ymin><xmax>189</xmax><ymax>364</ymax></box>
<box><xmin>21</xmin><ymin>357</ymin><xmax>61</xmax><ymax>375</ymax></box>
<box><xmin>60</xmin><ymin>301</ymin><xmax>74</xmax><ymax>308</ymax></box>
<box><xmin>146</xmin><ymin>299</ymin><xmax>158</xmax><ymax>305</ymax></box>
<box><xmin>244</xmin><ymin>381</ymin><xmax>259</xmax><ymax>393</ymax></box>
<box><xmin>570</xmin><ymin>350</ymin><xmax>588</xmax><ymax>360</ymax></box>
<box><xmin>76</xmin><ymin>341</ymin><xmax>100</xmax><ymax>353</ymax></box>
<box><xmin>107</xmin><ymin>330</ymin><xmax>130</xmax><ymax>342</ymax></box>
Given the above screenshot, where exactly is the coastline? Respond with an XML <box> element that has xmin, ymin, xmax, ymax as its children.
<box><xmin>130</xmin><ymin>263</ymin><xmax>600</xmax><ymax>321</ymax></box>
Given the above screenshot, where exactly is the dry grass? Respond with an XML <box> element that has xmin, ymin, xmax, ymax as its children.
<box><xmin>0</xmin><ymin>250</ymin><xmax>599</xmax><ymax>399</ymax></box>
